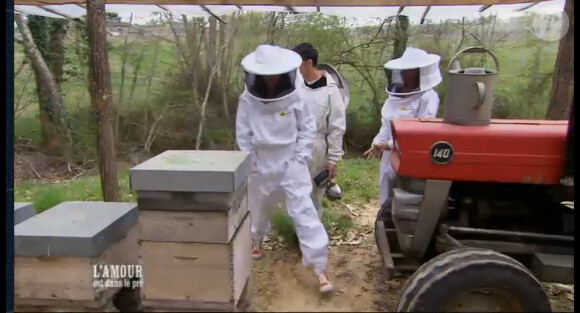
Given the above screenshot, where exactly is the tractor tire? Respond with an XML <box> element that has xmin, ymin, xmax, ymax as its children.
<box><xmin>396</xmin><ymin>248</ymin><xmax>552</xmax><ymax>312</ymax></box>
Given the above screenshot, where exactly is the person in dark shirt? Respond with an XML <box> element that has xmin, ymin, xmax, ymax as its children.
<box><xmin>293</xmin><ymin>43</ymin><xmax>347</xmax><ymax>218</ymax></box>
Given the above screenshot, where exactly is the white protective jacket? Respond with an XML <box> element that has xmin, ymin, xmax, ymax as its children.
<box><xmin>237</xmin><ymin>90</ymin><xmax>315</xmax><ymax>168</ymax></box>
<box><xmin>236</xmin><ymin>90</ymin><xmax>329</xmax><ymax>274</ymax></box>
<box><xmin>373</xmin><ymin>89</ymin><xmax>440</xmax><ymax>205</ymax></box>
<box><xmin>298</xmin><ymin>72</ymin><xmax>348</xmax><ymax>166</ymax></box>
<box><xmin>297</xmin><ymin>72</ymin><xmax>347</xmax><ymax>216</ymax></box>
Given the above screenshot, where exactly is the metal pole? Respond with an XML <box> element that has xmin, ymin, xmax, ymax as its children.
<box><xmin>447</xmin><ymin>226</ymin><xmax>574</xmax><ymax>242</ymax></box>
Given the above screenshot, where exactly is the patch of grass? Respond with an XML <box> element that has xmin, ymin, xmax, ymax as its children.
<box><xmin>272</xmin><ymin>190</ymin><xmax>355</xmax><ymax>247</ymax></box>
<box><xmin>208</xmin><ymin>128</ymin><xmax>236</xmax><ymax>145</ymax></box>
<box><xmin>321</xmin><ymin>201</ymin><xmax>355</xmax><ymax>233</ymax></box>
<box><xmin>15</xmin><ymin>169</ymin><xmax>135</xmax><ymax>213</ymax></box>
<box><xmin>271</xmin><ymin>201</ymin><xmax>355</xmax><ymax>247</ymax></box>
<box><xmin>15</xmin><ymin>158</ymin><xmax>376</xmax><ymax>240</ymax></box>
<box><xmin>335</xmin><ymin>158</ymin><xmax>380</xmax><ymax>204</ymax></box>
<box><xmin>14</xmin><ymin>116</ymin><xmax>41</xmax><ymax>144</ymax></box>
<box><xmin>272</xmin><ymin>211</ymin><xmax>298</xmax><ymax>246</ymax></box>
<box><xmin>32</xmin><ymin>187</ymin><xmax>68</xmax><ymax>213</ymax></box>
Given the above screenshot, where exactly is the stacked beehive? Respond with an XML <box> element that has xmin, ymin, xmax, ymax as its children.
<box><xmin>14</xmin><ymin>201</ymin><xmax>139</xmax><ymax>312</ymax></box>
<box><xmin>130</xmin><ymin>150</ymin><xmax>253</xmax><ymax>312</ymax></box>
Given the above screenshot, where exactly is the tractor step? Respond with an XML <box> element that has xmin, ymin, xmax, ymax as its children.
<box><xmin>531</xmin><ymin>253</ymin><xmax>574</xmax><ymax>284</ymax></box>
<box><xmin>376</xmin><ymin>224</ymin><xmax>422</xmax><ymax>279</ymax></box>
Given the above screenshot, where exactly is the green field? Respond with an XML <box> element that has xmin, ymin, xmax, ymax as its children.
<box><xmin>15</xmin><ymin>158</ymin><xmax>379</xmax><ymax>239</ymax></box>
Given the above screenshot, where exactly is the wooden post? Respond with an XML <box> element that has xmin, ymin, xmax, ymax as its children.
<box><xmin>546</xmin><ymin>0</ymin><xmax>574</xmax><ymax>120</ymax></box>
<box><xmin>86</xmin><ymin>0</ymin><xmax>120</xmax><ymax>201</ymax></box>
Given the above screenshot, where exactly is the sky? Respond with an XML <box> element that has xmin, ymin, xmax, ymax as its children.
<box><xmin>15</xmin><ymin>0</ymin><xmax>565</xmax><ymax>26</ymax></box>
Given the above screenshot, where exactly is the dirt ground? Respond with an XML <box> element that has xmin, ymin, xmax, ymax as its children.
<box><xmin>245</xmin><ymin>202</ymin><xmax>404</xmax><ymax>312</ymax></box>
<box><xmin>245</xmin><ymin>202</ymin><xmax>575</xmax><ymax>313</ymax></box>
<box><xmin>13</xmin><ymin>150</ymin><xmax>135</xmax><ymax>184</ymax></box>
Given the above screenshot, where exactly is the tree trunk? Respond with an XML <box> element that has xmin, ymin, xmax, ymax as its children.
<box><xmin>48</xmin><ymin>19</ymin><xmax>69</xmax><ymax>89</ymax></box>
<box><xmin>206</xmin><ymin>17</ymin><xmax>218</xmax><ymax>83</ymax></box>
<box><xmin>128</xmin><ymin>49</ymin><xmax>146</xmax><ymax>107</ymax></box>
<box><xmin>392</xmin><ymin>15</ymin><xmax>410</xmax><ymax>60</ymax></box>
<box><xmin>384</xmin><ymin>14</ymin><xmax>410</xmax><ymax>127</ymax></box>
<box><xmin>166</xmin><ymin>12</ymin><xmax>188</xmax><ymax>71</ymax></box>
<box><xmin>218</xmin><ymin>17</ymin><xmax>232</xmax><ymax>123</ymax></box>
<box><xmin>143</xmin><ymin>45</ymin><xmax>160</xmax><ymax>144</ymax></box>
<box><xmin>15</xmin><ymin>14</ymin><xmax>70</xmax><ymax>155</ymax></box>
<box><xmin>266</xmin><ymin>12</ymin><xmax>279</xmax><ymax>44</ymax></box>
<box><xmin>546</xmin><ymin>0</ymin><xmax>574</xmax><ymax>120</ymax></box>
<box><xmin>116</xmin><ymin>13</ymin><xmax>133</xmax><ymax>141</ymax></box>
<box><xmin>86</xmin><ymin>0</ymin><xmax>120</xmax><ymax>202</ymax></box>
<box><xmin>196</xmin><ymin>63</ymin><xmax>220</xmax><ymax>150</ymax></box>
<box><xmin>74</xmin><ymin>21</ymin><xmax>90</xmax><ymax>110</ymax></box>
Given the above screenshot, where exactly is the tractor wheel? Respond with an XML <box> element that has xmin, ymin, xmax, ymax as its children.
<box><xmin>396</xmin><ymin>248</ymin><xmax>552</xmax><ymax>312</ymax></box>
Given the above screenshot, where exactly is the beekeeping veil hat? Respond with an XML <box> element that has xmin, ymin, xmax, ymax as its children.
<box><xmin>318</xmin><ymin>63</ymin><xmax>350</xmax><ymax>109</ymax></box>
<box><xmin>384</xmin><ymin>47</ymin><xmax>442</xmax><ymax>97</ymax></box>
<box><xmin>241</xmin><ymin>45</ymin><xmax>302</xmax><ymax>102</ymax></box>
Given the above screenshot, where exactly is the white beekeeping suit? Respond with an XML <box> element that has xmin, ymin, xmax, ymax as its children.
<box><xmin>372</xmin><ymin>47</ymin><xmax>442</xmax><ymax>205</ymax></box>
<box><xmin>235</xmin><ymin>45</ymin><xmax>333</xmax><ymax>293</ymax></box>
<box><xmin>297</xmin><ymin>69</ymin><xmax>347</xmax><ymax>218</ymax></box>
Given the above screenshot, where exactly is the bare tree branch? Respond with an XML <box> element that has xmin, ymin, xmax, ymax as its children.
<box><xmin>17</xmin><ymin>154</ymin><xmax>42</xmax><ymax>180</ymax></box>
<box><xmin>14</xmin><ymin>59</ymin><xmax>29</xmax><ymax>79</ymax></box>
<box><xmin>144</xmin><ymin>102</ymin><xmax>170</xmax><ymax>153</ymax></box>
<box><xmin>195</xmin><ymin>60</ymin><xmax>220</xmax><ymax>150</ymax></box>
<box><xmin>339</xmin><ymin>18</ymin><xmax>391</xmax><ymax>56</ymax></box>
<box><xmin>165</xmin><ymin>12</ymin><xmax>188</xmax><ymax>69</ymax></box>
<box><xmin>15</xmin><ymin>70</ymin><xmax>34</xmax><ymax>119</ymax></box>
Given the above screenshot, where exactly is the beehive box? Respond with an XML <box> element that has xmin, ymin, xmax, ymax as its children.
<box><xmin>139</xmin><ymin>193</ymin><xmax>248</xmax><ymax>243</ymax></box>
<box><xmin>14</xmin><ymin>202</ymin><xmax>139</xmax><ymax>311</ymax></box>
<box><xmin>136</xmin><ymin>180</ymin><xmax>248</xmax><ymax>212</ymax></box>
<box><xmin>130</xmin><ymin>150</ymin><xmax>251</xmax><ymax>193</ymax></box>
<box><xmin>14</xmin><ymin>202</ymin><xmax>35</xmax><ymax>225</ymax></box>
<box><xmin>141</xmin><ymin>213</ymin><xmax>252</xmax><ymax>311</ymax></box>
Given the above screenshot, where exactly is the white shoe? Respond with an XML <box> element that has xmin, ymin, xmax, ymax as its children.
<box><xmin>317</xmin><ymin>273</ymin><xmax>333</xmax><ymax>294</ymax></box>
<box><xmin>251</xmin><ymin>240</ymin><xmax>263</xmax><ymax>260</ymax></box>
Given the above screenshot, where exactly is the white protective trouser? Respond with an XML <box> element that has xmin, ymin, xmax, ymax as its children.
<box><xmin>379</xmin><ymin>150</ymin><xmax>397</xmax><ymax>205</ymax></box>
<box><xmin>308</xmin><ymin>135</ymin><xmax>328</xmax><ymax>218</ymax></box>
<box><xmin>249</xmin><ymin>146</ymin><xmax>329</xmax><ymax>275</ymax></box>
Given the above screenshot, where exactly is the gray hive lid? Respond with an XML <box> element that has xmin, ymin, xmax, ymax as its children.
<box><xmin>129</xmin><ymin>150</ymin><xmax>252</xmax><ymax>193</ymax></box>
<box><xmin>15</xmin><ymin>201</ymin><xmax>137</xmax><ymax>258</ymax></box>
<box><xmin>14</xmin><ymin>202</ymin><xmax>36</xmax><ymax>225</ymax></box>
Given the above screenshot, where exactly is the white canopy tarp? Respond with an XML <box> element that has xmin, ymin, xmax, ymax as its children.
<box><xmin>14</xmin><ymin>0</ymin><xmax>565</xmax><ymax>24</ymax></box>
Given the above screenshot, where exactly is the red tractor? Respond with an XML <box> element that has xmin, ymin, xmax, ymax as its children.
<box><xmin>375</xmin><ymin>48</ymin><xmax>574</xmax><ymax>312</ymax></box>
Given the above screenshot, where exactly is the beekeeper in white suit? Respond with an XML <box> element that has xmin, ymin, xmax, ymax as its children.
<box><xmin>236</xmin><ymin>44</ymin><xmax>333</xmax><ymax>293</ymax></box>
<box><xmin>292</xmin><ymin>43</ymin><xmax>347</xmax><ymax>218</ymax></box>
<box><xmin>365</xmin><ymin>47</ymin><xmax>442</xmax><ymax>206</ymax></box>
